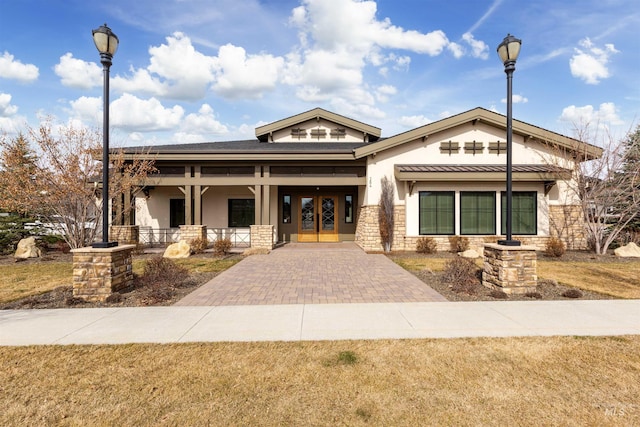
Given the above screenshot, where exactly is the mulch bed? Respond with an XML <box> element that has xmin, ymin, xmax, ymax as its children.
<box><xmin>0</xmin><ymin>250</ymin><xmax>629</xmax><ymax>309</ymax></box>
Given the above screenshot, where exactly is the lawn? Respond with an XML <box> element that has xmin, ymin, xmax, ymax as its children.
<box><xmin>1</xmin><ymin>337</ymin><xmax>639</xmax><ymax>425</ymax></box>
<box><xmin>0</xmin><ymin>255</ymin><xmax>241</xmax><ymax>304</ymax></box>
<box><xmin>392</xmin><ymin>253</ymin><xmax>640</xmax><ymax>299</ymax></box>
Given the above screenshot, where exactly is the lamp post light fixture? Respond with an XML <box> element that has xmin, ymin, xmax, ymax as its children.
<box><xmin>92</xmin><ymin>23</ymin><xmax>119</xmax><ymax>248</ymax></box>
<box><xmin>497</xmin><ymin>33</ymin><xmax>522</xmax><ymax>247</ymax></box>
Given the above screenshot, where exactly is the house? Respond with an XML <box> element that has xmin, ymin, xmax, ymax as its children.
<box><xmin>117</xmin><ymin>107</ymin><xmax>601</xmax><ymax>251</ymax></box>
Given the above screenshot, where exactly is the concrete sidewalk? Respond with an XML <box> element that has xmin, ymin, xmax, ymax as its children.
<box><xmin>2</xmin><ymin>299</ymin><xmax>639</xmax><ymax>346</ymax></box>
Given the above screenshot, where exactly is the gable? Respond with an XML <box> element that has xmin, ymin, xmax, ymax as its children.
<box><xmin>255</xmin><ymin>107</ymin><xmax>381</xmax><ymax>143</ymax></box>
<box><xmin>354</xmin><ymin>107</ymin><xmax>602</xmax><ymax>161</ymax></box>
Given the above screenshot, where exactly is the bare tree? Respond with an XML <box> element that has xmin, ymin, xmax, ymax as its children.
<box><xmin>378</xmin><ymin>176</ymin><xmax>395</xmax><ymax>252</ymax></box>
<box><xmin>543</xmin><ymin>123</ymin><xmax>640</xmax><ymax>254</ymax></box>
<box><xmin>1</xmin><ymin>120</ymin><xmax>155</xmax><ymax>249</ymax></box>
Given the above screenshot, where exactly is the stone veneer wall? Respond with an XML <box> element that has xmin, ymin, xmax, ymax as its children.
<box><xmin>355</xmin><ymin>205</ymin><xmax>407</xmax><ymax>251</ymax></box>
<box><xmin>71</xmin><ymin>245</ymin><xmax>135</xmax><ymax>302</ymax></box>
<box><xmin>356</xmin><ymin>204</ymin><xmax>585</xmax><ymax>252</ymax></box>
<box><xmin>549</xmin><ymin>204</ymin><xmax>587</xmax><ymax>250</ymax></box>
<box><xmin>250</xmin><ymin>225</ymin><xmax>274</xmax><ymax>249</ymax></box>
<box><xmin>482</xmin><ymin>244</ymin><xmax>537</xmax><ymax>294</ymax></box>
<box><xmin>110</xmin><ymin>225</ymin><xmax>139</xmax><ymax>245</ymax></box>
<box><xmin>179</xmin><ymin>225</ymin><xmax>207</xmax><ymax>243</ymax></box>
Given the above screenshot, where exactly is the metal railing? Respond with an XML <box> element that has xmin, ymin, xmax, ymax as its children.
<box><xmin>137</xmin><ymin>227</ymin><xmax>251</xmax><ymax>248</ymax></box>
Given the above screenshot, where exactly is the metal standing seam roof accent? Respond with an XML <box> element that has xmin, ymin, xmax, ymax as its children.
<box><xmin>395</xmin><ymin>164</ymin><xmax>572</xmax><ymax>173</ymax></box>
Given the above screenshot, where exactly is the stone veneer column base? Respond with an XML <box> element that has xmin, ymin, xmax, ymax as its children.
<box><xmin>250</xmin><ymin>225</ymin><xmax>274</xmax><ymax>250</ymax></box>
<box><xmin>482</xmin><ymin>243</ymin><xmax>537</xmax><ymax>294</ymax></box>
<box><xmin>110</xmin><ymin>225</ymin><xmax>140</xmax><ymax>245</ymax></box>
<box><xmin>179</xmin><ymin>225</ymin><xmax>207</xmax><ymax>243</ymax></box>
<box><xmin>71</xmin><ymin>245</ymin><xmax>135</xmax><ymax>302</ymax></box>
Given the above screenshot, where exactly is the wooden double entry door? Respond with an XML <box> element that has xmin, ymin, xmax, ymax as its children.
<box><xmin>298</xmin><ymin>195</ymin><xmax>339</xmax><ymax>242</ymax></box>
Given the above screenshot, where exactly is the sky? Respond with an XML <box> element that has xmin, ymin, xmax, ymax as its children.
<box><xmin>1</xmin><ymin>0</ymin><xmax>639</xmax><ymax>147</ymax></box>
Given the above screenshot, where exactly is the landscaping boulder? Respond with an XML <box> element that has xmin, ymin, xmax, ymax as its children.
<box><xmin>458</xmin><ymin>249</ymin><xmax>480</xmax><ymax>259</ymax></box>
<box><xmin>163</xmin><ymin>240</ymin><xmax>191</xmax><ymax>259</ymax></box>
<box><xmin>14</xmin><ymin>237</ymin><xmax>42</xmax><ymax>259</ymax></box>
<box><xmin>614</xmin><ymin>242</ymin><xmax>640</xmax><ymax>258</ymax></box>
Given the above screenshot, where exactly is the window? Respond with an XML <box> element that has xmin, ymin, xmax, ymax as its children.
<box><xmin>460</xmin><ymin>192</ymin><xmax>495</xmax><ymax>234</ymax></box>
<box><xmin>488</xmin><ymin>141</ymin><xmax>507</xmax><ymax>154</ymax></box>
<box><xmin>228</xmin><ymin>199</ymin><xmax>255</xmax><ymax>227</ymax></box>
<box><xmin>170</xmin><ymin>199</ymin><xmax>185</xmax><ymax>228</ymax></box>
<box><xmin>501</xmin><ymin>192</ymin><xmax>537</xmax><ymax>235</ymax></box>
<box><xmin>330</xmin><ymin>128</ymin><xmax>346</xmax><ymax>139</ymax></box>
<box><xmin>310</xmin><ymin>128</ymin><xmax>327</xmax><ymax>139</ymax></box>
<box><xmin>282</xmin><ymin>195</ymin><xmax>291</xmax><ymax>224</ymax></box>
<box><xmin>419</xmin><ymin>191</ymin><xmax>454</xmax><ymax>234</ymax></box>
<box><xmin>345</xmin><ymin>195</ymin><xmax>354</xmax><ymax>223</ymax></box>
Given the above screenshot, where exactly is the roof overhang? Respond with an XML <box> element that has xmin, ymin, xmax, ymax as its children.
<box><xmin>255</xmin><ymin>107</ymin><xmax>381</xmax><ymax>141</ymax></box>
<box><xmin>355</xmin><ymin>107</ymin><xmax>602</xmax><ymax>161</ymax></box>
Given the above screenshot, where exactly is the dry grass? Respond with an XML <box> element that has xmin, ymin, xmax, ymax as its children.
<box><xmin>0</xmin><ymin>256</ymin><xmax>242</xmax><ymax>304</ymax></box>
<box><xmin>1</xmin><ymin>337</ymin><xmax>639</xmax><ymax>425</ymax></box>
<box><xmin>538</xmin><ymin>261</ymin><xmax>640</xmax><ymax>299</ymax></box>
<box><xmin>0</xmin><ymin>262</ymin><xmax>71</xmax><ymax>303</ymax></box>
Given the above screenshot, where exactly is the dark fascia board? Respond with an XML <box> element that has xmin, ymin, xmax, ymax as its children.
<box><xmin>355</xmin><ymin>107</ymin><xmax>603</xmax><ymax>160</ymax></box>
<box><xmin>255</xmin><ymin>107</ymin><xmax>381</xmax><ymax>141</ymax></box>
<box><xmin>121</xmin><ymin>152</ymin><xmax>357</xmax><ymax>162</ymax></box>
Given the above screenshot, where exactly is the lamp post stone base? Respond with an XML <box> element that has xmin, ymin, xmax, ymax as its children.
<box><xmin>482</xmin><ymin>243</ymin><xmax>537</xmax><ymax>294</ymax></box>
<box><xmin>71</xmin><ymin>244</ymin><xmax>135</xmax><ymax>302</ymax></box>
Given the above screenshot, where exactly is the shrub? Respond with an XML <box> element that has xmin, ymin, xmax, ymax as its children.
<box><xmin>213</xmin><ymin>237</ymin><xmax>232</xmax><ymax>256</ymax></box>
<box><xmin>562</xmin><ymin>289</ymin><xmax>583</xmax><ymax>299</ymax></box>
<box><xmin>545</xmin><ymin>237</ymin><xmax>566</xmax><ymax>257</ymax></box>
<box><xmin>416</xmin><ymin>237</ymin><xmax>437</xmax><ymax>254</ymax></box>
<box><xmin>489</xmin><ymin>289</ymin><xmax>509</xmax><ymax>299</ymax></box>
<box><xmin>524</xmin><ymin>291</ymin><xmax>542</xmax><ymax>299</ymax></box>
<box><xmin>190</xmin><ymin>237</ymin><xmax>208</xmax><ymax>254</ymax></box>
<box><xmin>136</xmin><ymin>257</ymin><xmax>193</xmax><ymax>304</ymax></box>
<box><xmin>442</xmin><ymin>257</ymin><xmax>480</xmax><ymax>294</ymax></box>
<box><xmin>449</xmin><ymin>236</ymin><xmax>470</xmax><ymax>252</ymax></box>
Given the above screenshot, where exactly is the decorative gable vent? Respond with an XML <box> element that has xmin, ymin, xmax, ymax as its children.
<box><xmin>330</xmin><ymin>128</ymin><xmax>346</xmax><ymax>139</ymax></box>
<box><xmin>464</xmin><ymin>141</ymin><xmax>484</xmax><ymax>155</ymax></box>
<box><xmin>488</xmin><ymin>141</ymin><xmax>507</xmax><ymax>154</ymax></box>
<box><xmin>439</xmin><ymin>140</ymin><xmax>459</xmax><ymax>154</ymax></box>
<box><xmin>291</xmin><ymin>128</ymin><xmax>306</xmax><ymax>139</ymax></box>
<box><xmin>310</xmin><ymin>128</ymin><xmax>327</xmax><ymax>140</ymax></box>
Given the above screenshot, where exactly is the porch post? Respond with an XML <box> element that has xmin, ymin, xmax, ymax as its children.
<box><xmin>262</xmin><ymin>166</ymin><xmax>270</xmax><ymax>224</ymax></box>
<box><xmin>194</xmin><ymin>166</ymin><xmax>202</xmax><ymax>225</ymax></box>
<box><xmin>254</xmin><ymin>165</ymin><xmax>262</xmax><ymax>225</ymax></box>
<box><xmin>123</xmin><ymin>187</ymin><xmax>131</xmax><ymax>225</ymax></box>
<box><xmin>185</xmin><ymin>185</ymin><xmax>193</xmax><ymax>225</ymax></box>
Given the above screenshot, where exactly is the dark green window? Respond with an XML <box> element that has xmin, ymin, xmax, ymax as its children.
<box><xmin>419</xmin><ymin>191</ymin><xmax>455</xmax><ymax>234</ymax></box>
<box><xmin>228</xmin><ymin>199</ymin><xmax>255</xmax><ymax>227</ymax></box>
<box><xmin>460</xmin><ymin>192</ymin><xmax>496</xmax><ymax>234</ymax></box>
<box><xmin>501</xmin><ymin>192</ymin><xmax>537</xmax><ymax>235</ymax></box>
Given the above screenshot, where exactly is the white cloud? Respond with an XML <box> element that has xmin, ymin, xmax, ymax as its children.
<box><xmin>559</xmin><ymin>102</ymin><xmax>624</xmax><ymax>126</ymax></box>
<box><xmin>110</xmin><ymin>94</ymin><xmax>184</xmax><ymax>131</ymax></box>
<box><xmin>375</xmin><ymin>84</ymin><xmax>397</xmax><ymax>102</ymax></box>
<box><xmin>69</xmin><ymin>96</ymin><xmax>102</xmax><ymax>125</ymax></box>
<box><xmin>54</xmin><ymin>53</ymin><xmax>101</xmax><ymax>89</ymax></box>
<box><xmin>0</xmin><ymin>93</ymin><xmax>19</xmax><ymax>116</ymax></box>
<box><xmin>501</xmin><ymin>94</ymin><xmax>529</xmax><ymax>104</ymax></box>
<box><xmin>569</xmin><ymin>38</ymin><xmax>618</xmax><ymax>84</ymax></box>
<box><xmin>180</xmin><ymin>104</ymin><xmax>229</xmax><ymax>136</ymax></box>
<box><xmin>0</xmin><ymin>51</ymin><xmax>39</xmax><ymax>83</ymax></box>
<box><xmin>462</xmin><ymin>33</ymin><xmax>489</xmax><ymax>59</ymax></box>
<box><xmin>399</xmin><ymin>114</ymin><xmax>432</xmax><ymax>128</ymax></box>
<box><xmin>212</xmin><ymin>44</ymin><xmax>284</xmax><ymax>99</ymax></box>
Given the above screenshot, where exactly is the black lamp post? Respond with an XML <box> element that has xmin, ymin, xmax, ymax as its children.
<box><xmin>497</xmin><ymin>33</ymin><xmax>522</xmax><ymax>247</ymax></box>
<box><xmin>92</xmin><ymin>24</ymin><xmax>119</xmax><ymax>248</ymax></box>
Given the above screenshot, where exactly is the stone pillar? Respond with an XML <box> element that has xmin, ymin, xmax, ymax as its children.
<box><xmin>482</xmin><ymin>243</ymin><xmax>537</xmax><ymax>294</ymax></box>
<box><xmin>179</xmin><ymin>224</ymin><xmax>207</xmax><ymax>243</ymax></box>
<box><xmin>110</xmin><ymin>225</ymin><xmax>139</xmax><ymax>245</ymax></box>
<box><xmin>250</xmin><ymin>224</ymin><xmax>274</xmax><ymax>250</ymax></box>
<box><xmin>71</xmin><ymin>245</ymin><xmax>135</xmax><ymax>302</ymax></box>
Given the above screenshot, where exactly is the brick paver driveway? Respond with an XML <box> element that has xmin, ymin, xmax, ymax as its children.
<box><xmin>175</xmin><ymin>243</ymin><xmax>447</xmax><ymax>306</ymax></box>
